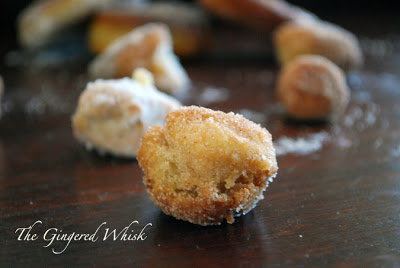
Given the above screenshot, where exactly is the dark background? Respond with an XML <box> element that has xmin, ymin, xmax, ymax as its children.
<box><xmin>1</xmin><ymin>0</ymin><xmax>400</xmax><ymax>37</ymax></box>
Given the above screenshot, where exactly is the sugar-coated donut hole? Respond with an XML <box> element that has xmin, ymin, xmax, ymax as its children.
<box><xmin>276</xmin><ymin>55</ymin><xmax>350</xmax><ymax>121</ymax></box>
<box><xmin>137</xmin><ymin>106</ymin><xmax>278</xmax><ymax>226</ymax></box>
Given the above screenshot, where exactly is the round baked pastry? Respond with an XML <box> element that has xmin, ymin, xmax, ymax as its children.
<box><xmin>72</xmin><ymin>69</ymin><xmax>181</xmax><ymax>158</ymax></box>
<box><xmin>17</xmin><ymin>0</ymin><xmax>114</xmax><ymax>49</ymax></box>
<box><xmin>198</xmin><ymin>0</ymin><xmax>314</xmax><ymax>32</ymax></box>
<box><xmin>137</xmin><ymin>106</ymin><xmax>278</xmax><ymax>225</ymax></box>
<box><xmin>88</xmin><ymin>2</ymin><xmax>210</xmax><ymax>57</ymax></box>
<box><xmin>274</xmin><ymin>19</ymin><xmax>363</xmax><ymax>70</ymax></box>
<box><xmin>276</xmin><ymin>55</ymin><xmax>350</xmax><ymax>120</ymax></box>
<box><xmin>89</xmin><ymin>23</ymin><xmax>190</xmax><ymax>95</ymax></box>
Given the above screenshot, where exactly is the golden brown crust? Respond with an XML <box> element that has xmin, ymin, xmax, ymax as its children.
<box><xmin>274</xmin><ymin>20</ymin><xmax>363</xmax><ymax>70</ymax></box>
<box><xmin>88</xmin><ymin>4</ymin><xmax>209</xmax><ymax>57</ymax></box>
<box><xmin>114</xmin><ymin>29</ymin><xmax>162</xmax><ymax>78</ymax></box>
<box><xmin>277</xmin><ymin>55</ymin><xmax>349</xmax><ymax>120</ymax></box>
<box><xmin>137</xmin><ymin>106</ymin><xmax>278</xmax><ymax>225</ymax></box>
<box><xmin>89</xmin><ymin>23</ymin><xmax>191</xmax><ymax>95</ymax></box>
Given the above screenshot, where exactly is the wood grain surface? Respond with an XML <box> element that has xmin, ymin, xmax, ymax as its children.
<box><xmin>1</xmin><ymin>16</ymin><xmax>400</xmax><ymax>267</ymax></box>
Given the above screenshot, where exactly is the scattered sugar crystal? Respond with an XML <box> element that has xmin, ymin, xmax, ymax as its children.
<box><xmin>391</xmin><ymin>144</ymin><xmax>400</xmax><ymax>157</ymax></box>
<box><xmin>344</xmin><ymin>106</ymin><xmax>363</xmax><ymax>126</ymax></box>
<box><xmin>274</xmin><ymin>132</ymin><xmax>329</xmax><ymax>156</ymax></box>
<box><xmin>374</xmin><ymin>138</ymin><xmax>383</xmax><ymax>149</ymax></box>
<box><xmin>348</xmin><ymin>73</ymin><xmax>362</xmax><ymax>90</ymax></box>
<box><xmin>343</xmin><ymin>102</ymin><xmax>379</xmax><ymax>131</ymax></box>
<box><xmin>353</xmin><ymin>90</ymin><xmax>371</xmax><ymax>102</ymax></box>
<box><xmin>25</xmin><ymin>97</ymin><xmax>46</xmax><ymax>115</ymax></box>
<box><xmin>24</xmin><ymin>86</ymin><xmax>73</xmax><ymax>116</ymax></box>
<box><xmin>336</xmin><ymin>136</ymin><xmax>352</xmax><ymax>149</ymax></box>
<box><xmin>360</xmin><ymin>36</ymin><xmax>400</xmax><ymax>57</ymax></box>
<box><xmin>206</xmin><ymin>117</ymin><xmax>215</xmax><ymax>122</ymax></box>
<box><xmin>93</xmin><ymin>93</ymin><xmax>116</xmax><ymax>105</ymax></box>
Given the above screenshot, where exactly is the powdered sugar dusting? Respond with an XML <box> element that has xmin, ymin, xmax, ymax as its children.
<box><xmin>93</xmin><ymin>93</ymin><xmax>117</xmax><ymax>106</ymax></box>
<box><xmin>86</xmin><ymin>78</ymin><xmax>181</xmax><ymax>131</ymax></box>
<box><xmin>274</xmin><ymin>132</ymin><xmax>329</xmax><ymax>156</ymax></box>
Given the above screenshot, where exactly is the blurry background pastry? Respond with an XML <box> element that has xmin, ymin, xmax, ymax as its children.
<box><xmin>273</xmin><ymin>19</ymin><xmax>363</xmax><ymax>70</ymax></box>
<box><xmin>137</xmin><ymin>106</ymin><xmax>278</xmax><ymax>225</ymax></box>
<box><xmin>89</xmin><ymin>23</ymin><xmax>190</xmax><ymax>95</ymax></box>
<box><xmin>88</xmin><ymin>2</ymin><xmax>210</xmax><ymax>57</ymax></box>
<box><xmin>197</xmin><ymin>0</ymin><xmax>315</xmax><ymax>32</ymax></box>
<box><xmin>17</xmin><ymin>0</ymin><xmax>114</xmax><ymax>49</ymax></box>
<box><xmin>276</xmin><ymin>55</ymin><xmax>349</xmax><ymax>121</ymax></box>
<box><xmin>72</xmin><ymin>68</ymin><xmax>181</xmax><ymax>158</ymax></box>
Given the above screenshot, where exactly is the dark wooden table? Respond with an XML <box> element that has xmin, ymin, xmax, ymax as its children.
<box><xmin>1</xmin><ymin>15</ymin><xmax>400</xmax><ymax>267</ymax></box>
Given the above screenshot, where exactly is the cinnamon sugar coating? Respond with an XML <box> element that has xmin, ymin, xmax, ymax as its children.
<box><xmin>137</xmin><ymin>106</ymin><xmax>278</xmax><ymax>225</ymax></box>
<box><xmin>89</xmin><ymin>23</ymin><xmax>190</xmax><ymax>95</ymax></box>
<box><xmin>277</xmin><ymin>55</ymin><xmax>349</xmax><ymax>120</ymax></box>
<box><xmin>274</xmin><ymin>20</ymin><xmax>363</xmax><ymax>70</ymax></box>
